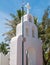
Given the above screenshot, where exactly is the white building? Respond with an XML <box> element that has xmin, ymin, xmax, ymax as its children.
<box><xmin>10</xmin><ymin>3</ymin><xmax>43</xmax><ymax>65</ymax></box>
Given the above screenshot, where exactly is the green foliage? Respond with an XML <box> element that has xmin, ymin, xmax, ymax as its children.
<box><xmin>34</xmin><ymin>17</ymin><xmax>38</xmax><ymax>26</ymax></box>
<box><xmin>0</xmin><ymin>42</ymin><xmax>9</xmax><ymax>55</ymax></box>
<box><xmin>38</xmin><ymin>6</ymin><xmax>50</xmax><ymax>65</ymax></box>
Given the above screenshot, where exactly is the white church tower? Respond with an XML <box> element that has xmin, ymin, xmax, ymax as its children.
<box><xmin>10</xmin><ymin>3</ymin><xmax>43</xmax><ymax>65</ymax></box>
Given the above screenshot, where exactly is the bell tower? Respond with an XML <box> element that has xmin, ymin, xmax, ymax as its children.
<box><xmin>10</xmin><ymin>3</ymin><xmax>43</xmax><ymax>65</ymax></box>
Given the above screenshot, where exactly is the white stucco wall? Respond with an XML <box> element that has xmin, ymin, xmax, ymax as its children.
<box><xmin>0</xmin><ymin>53</ymin><xmax>1</xmax><ymax>65</ymax></box>
<box><xmin>10</xmin><ymin>35</ymin><xmax>22</xmax><ymax>65</ymax></box>
<box><xmin>0</xmin><ymin>53</ymin><xmax>10</xmax><ymax>65</ymax></box>
<box><xmin>10</xmin><ymin>36</ymin><xmax>17</xmax><ymax>65</ymax></box>
<box><xmin>10</xmin><ymin>35</ymin><xmax>43</xmax><ymax>65</ymax></box>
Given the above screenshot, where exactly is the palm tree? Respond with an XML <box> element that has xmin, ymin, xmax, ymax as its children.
<box><xmin>3</xmin><ymin>10</ymin><xmax>25</xmax><ymax>42</ymax></box>
<box><xmin>0</xmin><ymin>42</ymin><xmax>9</xmax><ymax>55</ymax></box>
<box><xmin>38</xmin><ymin>6</ymin><xmax>50</xmax><ymax>65</ymax></box>
<box><xmin>34</xmin><ymin>17</ymin><xmax>38</xmax><ymax>26</ymax></box>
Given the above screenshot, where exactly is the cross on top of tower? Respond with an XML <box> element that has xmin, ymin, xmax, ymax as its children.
<box><xmin>25</xmin><ymin>3</ymin><xmax>31</xmax><ymax>14</ymax></box>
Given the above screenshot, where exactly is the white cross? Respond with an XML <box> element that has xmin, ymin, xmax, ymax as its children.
<box><xmin>25</xmin><ymin>3</ymin><xmax>31</xmax><ymax>14</ymax></box>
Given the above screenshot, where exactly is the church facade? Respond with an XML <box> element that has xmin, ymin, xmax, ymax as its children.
<box><xmin>10</xmin><ymin>3</ymin><xmax>43</xmax><ymax>65</ymax></box>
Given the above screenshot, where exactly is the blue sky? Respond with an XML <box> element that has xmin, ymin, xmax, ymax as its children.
<box><xmin>0</xmin><ymin>0</ymin><xmax>50</xmax><ymax>43</ymax></box>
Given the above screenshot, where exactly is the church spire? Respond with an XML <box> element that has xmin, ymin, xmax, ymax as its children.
<box><xmin>25</xmin><ymin>3</ymin><xmax>31</xmax><ymax>14</ymax></box>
